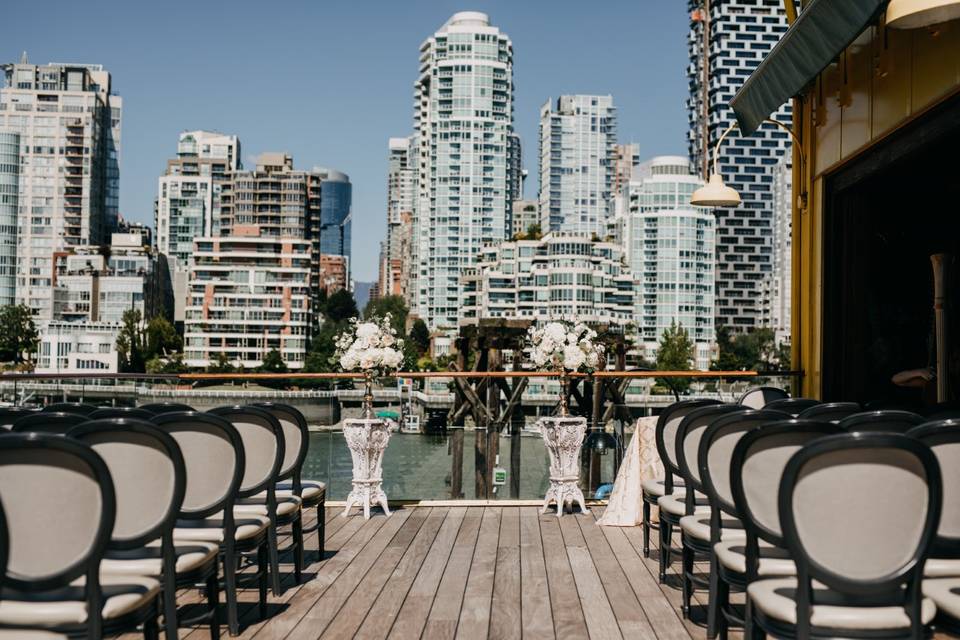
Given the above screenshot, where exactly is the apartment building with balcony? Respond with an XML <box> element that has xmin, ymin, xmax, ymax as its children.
<box><xmin>461</xmin><ymin>232</ymin><xmax>634</xmax><ymax>326</ymax></box>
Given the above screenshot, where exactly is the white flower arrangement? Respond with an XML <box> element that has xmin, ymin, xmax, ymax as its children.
<box><xmin>527</xmin><ymin>320</ymin><xmax>605</xmax><ymax>373</ymax></box>
<box><xmin>334</xmin><ymin>314</ymin><xmax>405</xmax><ymax>375</ymax></box>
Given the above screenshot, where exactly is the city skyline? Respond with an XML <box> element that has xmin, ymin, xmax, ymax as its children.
<box><xmin>0</xmin><ymin>1</ymin><xmax>690</xmax><ymax>282</ymax></box>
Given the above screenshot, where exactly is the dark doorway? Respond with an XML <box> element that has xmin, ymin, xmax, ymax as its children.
<box><xmin>822</xmin><ymin>93</ymin><xmax>960</xmax><ymax>406</ymax></box>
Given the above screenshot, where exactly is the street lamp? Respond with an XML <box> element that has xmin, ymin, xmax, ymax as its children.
<box><xmin>690</xmin><ymin>118</ymin><xmax>807</xmax><ymax>210</ymax></box>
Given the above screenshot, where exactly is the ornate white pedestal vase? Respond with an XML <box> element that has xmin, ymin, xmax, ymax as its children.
<box><xmin>342</xmin><ymin>417</ymin><xmax>392</xmax><ymax>519</ymax></box>
<box><xmin>538</xmin><ymin>416</ymin><xmax>589</xmax><ymax>517</ymax></box>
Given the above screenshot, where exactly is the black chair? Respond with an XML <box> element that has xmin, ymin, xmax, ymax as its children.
<box><xmin>797</xmin><ymin>401</ymin><xmax>861</xmax><ymax>423</ymax></box>
<box><xmin>11</xmin><ymin>410</ymin><xmax>89</xmax><ymax>434</ymax></box>
<box><xmin>151</xmin><ymin>411</ymin><xmax>269</xmax><ymax>637</ymax></box>
<box><xmin>737</xmin><ymin>387</ymin><xmax>789</xmax><ymax>410</ymax></box>
<box><xmin>69</xmin><ymin>418</ymin><xmax>221</xmax><ymax>640</ymax></box>
<box><xmin>761</xmin><ymin>397</ymin><xmax>820</xmax><ymax>417</ymax></box>
<box><xmin>911</xmin><ymin>419</ymin><xmax>960</xmax><ymax>633</ymax></box>
<box><xmin>209</xmin><ymin>405</ymin><xmax>302</xmax><ymax>597</ymax></box>
<box><xmin>923</xmin><ymin>401</ymin><xmax>960</xmax><ymax>421</ymax></box>
<box><xmin>697</xmin><ymin>409</ymin><xmax>792</xmax><ymax>638</ymax></box>
<box><xmin>648</xmin><ymin>399</ymin><xmax>721</xmax><ymax>576</ymax></box>
<box><xmin>0</xmin><ymin>406</ymin><xmax>39</xmax><ymax>429</ymax></box>
<box><xmin>253</xmin><ymin>402</ymin><xmax>326</xmax><ymax>559</ymax></box>
<box><xmin>0</xmin><ymin>432</ymin><xmax>161</xmax><ymax>638</ymax></box>
<box><xmin>140</xmin><ymin>402</ymin><xmax>195</xmax><ymax>415</ymax></box>
<box><xmin>89</xmin><ymin>407</ymin><xmax>158</xmax><ymax>420</ymax></box>
<box><xmin>840</xmin><ymin>409</ymin><xmax>925</xmax><ymax>433</ymax></box>
<box><xmin>747</xmin><ymin>432</ymin><xmax>940</xmax><ymax>639</ymax></box>
<box><xmin>41</xmin><ymin>402</ymin><xmax>99</xmax><ymax>416</ymax></box>
<box><xmin>674</xmin><ymin>403</ymin><xmax>745</xmax><ymax>615</ymax></box>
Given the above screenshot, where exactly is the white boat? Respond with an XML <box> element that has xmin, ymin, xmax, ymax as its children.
<box><xmin>401</xmin><ymin>414</ymin><xmax>421</xmax><ymax>434</ymax></box>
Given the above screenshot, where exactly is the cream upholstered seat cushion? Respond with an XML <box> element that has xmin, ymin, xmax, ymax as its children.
<box><xmin>714</xmin><ymin>539</ymin><xmax>795</xmax><ymax>576</ymax></box>
<box><xmin>657</xmin><ymin>494</ymin><xmax>708</xmax><ymax>517</ymax></box>
<box><xmin>173</xmin><ymin>513</ymin><xmax>269</xmax><ymax>543</ymax></box>
<box><xmin>641</xmin><ymin>478</ymin><xmax>685</xmax><ymax>498</ymax></box>
<box><xmin>925</xmin><ymin>558</ymin><xmax>960</xmax><ymax>578</ymax></box>
<box><xmin>277</xmin><ymin>480</ymin><xmax>326</xmax><ymax>503</ymax></box>
<box><xmin>100</xmin><ymin>539</ymin><xmax>218</xmax><ymax>577</ymax></box>
<box><xmin>0</xmin><ymin>574</ymin><xmax>159</xmax><ymax>627</ymax></box>
<box><xmin>236</xmin><ymin>494</ymin><xmax>302</xmax><ymax>518</ymax></box>
<box><xmin>748</xmin><ymin>578</ymin><xmax>935</xmax><ymax>629</ymax></box>
<box><xmin>923</xmin><ymin>578</ymin><xmax>960</xmax><ymax>619</ymax></box>
<box><xmin>679</xmin><ymin>514</ymin><xmax>745</xmax><ymax>543</ymax></box>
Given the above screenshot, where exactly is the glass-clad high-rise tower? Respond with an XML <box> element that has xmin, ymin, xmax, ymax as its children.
<box><xmin>411</xmin><ymin>11</ymin><xmax>514</xmax><ymax>330</ymax></box>
<box><xmin>0</xmin><ymin>131</ymin><xmax>19</xmax><ymax>306</ymax></box>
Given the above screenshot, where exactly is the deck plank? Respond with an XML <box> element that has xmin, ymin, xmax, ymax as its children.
<box><xmin>455</xmin><ymin>507</ymin><xmax>502</xmax><ymax>640</ymax></box>
<box><xmin>421</xmin><ymin>508</ymin><xmax>483</xmax><ymax>639</ymax></box>
<box><xmin>519</xmin><ymin>507</ymin><xmax>555</xmax><ymax>640</ymax></box>
<box><xmin>489</xmin><ymin>506</ymin><xmax>522</xmax><ymax>640</ymax></box>
<box><xmin>539</xmin><ymin>514</ymin><xmax>590</xmax><ymax>640</ymax></box>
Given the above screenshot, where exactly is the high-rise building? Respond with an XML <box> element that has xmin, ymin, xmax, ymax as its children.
<box><xmin>0</xmin><ymin>131</ymin><xmax>19</xmax><ymax>306</ymax></box>
<box><xmin>625</xmin><ymin>156</ymin><xmax>715</xmax><ymax>369</ymax></box>
<box><xmin>183</xmin><ymin>236</ymin><xmax>311</xmax><ymax>370</ymax></box>
<box><xmin>511</xmin><ymin>199</ymin><xmax>538</xmax><ymax>238</ymax></box>
<box><xmin>0</xmin><ymin>57</ymin><xmax>122</xmax><ymax>319</ymax></box>
<box><xmin>506</xmin><ymin>132</ymin><xmax>523</xmax><ymax>232</ymax></box>
<box><xmin>761</xmin><ymin>155</ymin><xmax>792</xmax><ymax>345</ymax></box>
<box><xmin>538</xmin><ymin>95</ymin><xmax>617</xmax><ymax>236</ymax></box>
<box><xmin>613</xmin><ymin>142</ymin><xmax>640</xmax><ymax>195</ymax></box>
<box><xmin>461</xmin><ymin>232</ymin><xmax>634</xmax><ymax>326</ymax></box>
<box><xmin>383</xmin><ymin>137</ymin><xmax>415</xmax><ymax>297</ymax></box>
<box><xmin>687</xmin><ymin>0</ymin><xmax>791</xmax><ymax>332</ymax></box>
<box><xmin>315</xmin><ymin>167</ymin><xmax>352</xmax><ymax>270</ymax></box>
<box><xmin>411</xmin><ymin>11</ymin><xmax>514</xmax><ymax>330</ymax></box>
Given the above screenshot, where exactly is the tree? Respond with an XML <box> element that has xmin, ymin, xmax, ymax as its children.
<box><xmin>116</xmin><ymin>308</ymin><xmax>146</xmax><ymax>373</ymax></box>
<box><xmin>207</xmin><ymin>352</ymin><xmax>236</xmax><ymax>374</ymax></box>
<box><xmin>145</xmin><ymin>316</ymin><xmax>181</xmax><ymax>361</ymax></box>
<box><xmin>0</xmin><ymin>304</ymin><xmax>39</xmax><ymax>365</ymax></box>
<box><xmin>364</xmin><ymin>295</ymin><xmax>408</xmax><ymax>335</ymax></box>
<box><xmin>325</xmin><ymin>289</ymin><xmax>359</xmax><ymax>323</ymax></box>
<box><xmin>712</xmin><ymin>325</ymin><xmax>781</xmax><ymax>372</ymax></box>
<box><xmin>526</xmin><ymin>223</ymin><xmax>542</xmax><ymax>240</ymax></box>
<box><xmin>656</xmin><ymin>321</ymin><xmax>695</xmax><ymax>394</ymax></box>
<box><xmin>409</xmin><ymin>319</ymin><xmax>430</xmax><ymax>356</ymax></box>
<box><xmin>259</xmin><ymin>348</ymin><xmax>288</xmax><ymax>374</ymax></box>
<box><xmin>146</xmin><ymin>352</ymin><xmax>188</xmax><ymax>374</ymax></box>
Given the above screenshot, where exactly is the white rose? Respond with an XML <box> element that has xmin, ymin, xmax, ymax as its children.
<box><xmin>356</xmin><ymin>322</ymin><xmax>379</xmax><ymax>339</ymax></box>
<box><xmin>586</xmin><ymin>351</ymin><xmax>599</xmax><ymax>368</ymax></box>
<box><xmin>544</xmin><ymin>322</ymin><xmax>566</xmax><ymax>342</ymax></box>
<box><xmin>563</xmin><ymin>344</ymin><xmax>585</xmax><ymax>371</ymax></box>
<box><xmin>382</xmin><ymin>333</ymin><xmax>395</xmax><ymax>347</ymax></box>
<box><xmin>341</xmin><ymin>351</ymin><xmax>358</xmax><ymax>370</ymax></box>
<box><xmin>566</xmin><ymin>332</ymin><xmax>578</xmax><ymax>346</ymax></box>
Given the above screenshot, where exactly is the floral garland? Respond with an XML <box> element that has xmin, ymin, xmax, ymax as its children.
<box><xmin>333</xmin><ymin>314</ymin><xmax>404</xmax><ymax>376</ymax></box>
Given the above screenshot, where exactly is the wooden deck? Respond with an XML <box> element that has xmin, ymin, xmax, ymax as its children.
<box><xmin>132</xmin><ymin>505</ymin><xmax>727</xmax><ymax>640</ymax></box>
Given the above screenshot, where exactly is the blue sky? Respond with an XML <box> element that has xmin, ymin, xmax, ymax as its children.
<box><xmin>2</xmin><ymin>1</ymin><xmax>690</xmax><ymax>282</ymax></box>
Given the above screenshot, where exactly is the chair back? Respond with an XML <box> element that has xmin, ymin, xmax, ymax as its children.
<box><xmin>655</xmin><ymin>399</ymin><xmax>721</xmax><ymax>492</ymax></box>
<box><xmin>11</xmin><ymin>411</ymin><xmax>89</xmax><ymax>434</ymax></box>
<box><xmin>42</xmin><ymin>402</ymin><xmax>99</xmax><ymax>416</ymax></box>
<box><xmin>0</xmin><ymin>497</ymin><xmax>7</xmax><ymax>592</ymax></box>
<box><xmin>139</xmin><ymin>402</ymin><xmax>195</xmax><ymax>415</ymax></box>
<box><xmin>151</xmin><ymin>412</ymin><xmax>243</xmax><ymax>519</ymax></box>
<box><xmin>839</xmin><ymin>410</ymin><xmax>924</xmax><ymax>433</ymax></box>
<box><xmin>0</xmin><ymin>433</ymin><xmax>115</xmax><ymax>592</ymax></box>
<box><xmin>908</xmin><ymin>419</ymin><xmax>960</xmax><ymax>558</ymax></box>
<box><xmin>779</xmin><ymin>432</ymin><xmax>940</xmax><ymax>633</ymax></box>
<box><xmin>0</xmin><ymin>407</ymin><xmax>39</xmax><ymax>429</ymax></box>
<box><xmin>252</xmin><ymin>402</ymin><xmax>309</xmax><ymax>483</ymax></box>
<box><xmin>676</xmin><ymin>404</ymin><xmax>743</xmax><ymax>498</ymax></box>
<box><xmin>730</xmin><ymin>419</ymin><xmax>841</xmax><ymax>547</ymax></box>
<box><xmin>797</xmin><ymin>402</ymin><xmax>861</xmax><ymax>423</ymax></box>
<box><xmin>208</xmin><ymin>405</ymin><xmax>284</xmax><ymax>498</ymax></box>
<box><xmin>68</xmin><ymin>418</ymin><xmax>186</xmax><ymax>550</ymax></box>
<box><xmin>89</xmin><ymin>407</ymin><xmax>157</xmax><ymax>421</ymax></box>
<box><xmin>737</xmin><ymin>386</ymin><xmax>789</xmax><ymax>409</ymax></box>
<box><xmin>700</xmin><ymin>409</ymin><xmax>790</xmax><ymax>517</ymax></box>
<box><xmin>762</xmin><ymin>397</ymin><xmax>820</xmax><ymax>417</ymax></box>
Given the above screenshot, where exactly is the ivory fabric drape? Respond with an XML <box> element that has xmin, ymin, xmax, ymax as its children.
<box><xmin>597</xmin><ymin>416</ymin><xmax>662</xmax><ymax>527</ymax></box>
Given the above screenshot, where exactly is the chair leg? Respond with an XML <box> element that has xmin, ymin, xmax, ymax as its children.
<box><xmin>162</xmin><ymin>567</ymin><xmax>178</xmax><ymax>640</ymax></box>
<box><xmin>144</xmin><ymin>612</ymin><xmax>160</xmax><ymax>640</ymax></box>
<box><xmin>268</xmin><ymin>521</ymin><xmax>282</xmax><ymax>597</ymax></box>
<box><xmin>717</xmin><ymin>576</ymin><xmax>730</xmax><ymax>640</ymax></box>
<box><xmin>707</xmin><ymin>552</ymin><xmax>721</xmax><ymax>639</ymax></box>
<box><xmin>293</xmin><ymin>516</ymin><xmax>304</xmax><ymax>583</ymax></box>
<box><xmin>681</xmin><ymin>537</ymin><xmax>694</xmax><ymax>618</ymax></box>
<box><xmin>642</xmin><ymin>498</ymin><xmax>651</xmax><ymax>558</ymax></box>
<box><xmin>745</xmin><ymin>594</ymin><xmax>764</xmax><ymax>640</ymax></box>
<box><xmin>317</xmin><ymin>500</ymin><xmax>326</xmax><ymax>559</ymax></box>
<box><xmin>223</xmin><ymin>548</ymin><xmax>240</xmax><ymax>636</ymax></box>
<box><xmin>659</xmin><ymin>517</ymin><xmax>673</xmax><ymax>582</ymax></box>
<box><xmin>257</xmin><ymin>542</ymin><xmax>269</xmax><ymax>621</ymax></box>
<box><xmin>207</xmin><ymin>569</ymin><xmax>221</xmax><ymax>640</ymax></box>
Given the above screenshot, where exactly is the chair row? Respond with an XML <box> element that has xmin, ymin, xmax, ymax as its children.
<box><xmin>0</xmin><ymin>401</ymin><xmax>327</xmax><ymax>639</ymax></box>
<box><xmin>643</xmin><ymin>391</ymin><xmax>960</xmax><ymax>640</ymax></box>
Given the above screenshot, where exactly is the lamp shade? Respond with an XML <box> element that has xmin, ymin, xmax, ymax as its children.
<box><xmin>887</xmin><ymin>0</ymin><xmax>960</xmax><ymax>28</ymax></box>
<box><xmin>584</xmin><ymin>430</ymin><xmax>618</xmax><ymax>455</ymax></box>
<box><xmin>690</xmin><ymin>173</ymin><xmax>742</xmax><ymax>207</ymax></box>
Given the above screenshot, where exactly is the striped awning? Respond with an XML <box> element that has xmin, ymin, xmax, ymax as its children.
<box><xmin>730</xmin><ymin>0</ymin><xmax>887</xmax><ymax>135</ymax></box>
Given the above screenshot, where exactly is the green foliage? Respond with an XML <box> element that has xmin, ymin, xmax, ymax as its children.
<box><xmin>0</xmin><ymin>304</ymin><xmax>39</xmax><ymax>365</ymax></box>
<box><xmin>207</xmin><ymin>352</ymin><xmax>236</xmax><ymax>374</ymax></box>
<box><xmin>324</xmin><ymin>289</ymin><xmax>359</xmax><ymax>323</ymax></box>
<box><xmin>409</xmin><ymin>319</ymin><xmax>430</xmax><ymax>356</ymax></box>
<box><xmin>145</xmin><ymin>316</ymin><xmax>181</xmax><ymax>361</ymax></box>
<box><xmin>146</xmin><ymin>352</ymin><xmax>188</xmax><ymax>374</ymax></box>
<box><xmin>259</xmin><ymin>348</ymin><xmax>288</xmax><ymax>374</ymax></box>
<box><xmin>116</xmin><ymin>308</ymin><xmax>146</xmax><ymax>373</ymax></box>
<box><xmin>712</xmin><ymin>326</ymin><xmax>784</xmax><ymax>372</ymax></box>
<box><xmin>364</xmin><ymin>295</ymin><xmax>408</xmax><ymax>335</ymax></box>
<box><xmin>656</xmin><ymin>321</ymin><xmax>695</xmax><ymax>393</ymax></box>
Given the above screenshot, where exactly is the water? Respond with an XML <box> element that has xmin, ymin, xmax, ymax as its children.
<box><xmin>300</xmin><ymin>428</ymin><xmax>616</xmax><ymax>501</ymax></box>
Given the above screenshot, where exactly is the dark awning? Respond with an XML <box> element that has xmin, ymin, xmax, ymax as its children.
<box><xmin>730</xmin><ymin>0</ymin><xmax>887</xmax><ymax>135</ymax></box>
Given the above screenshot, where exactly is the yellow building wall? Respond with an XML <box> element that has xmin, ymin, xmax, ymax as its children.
<box><xmin>793</xmin><ymin>18</ymin><xmax>960</xmax><ymax>398</ymax></box>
